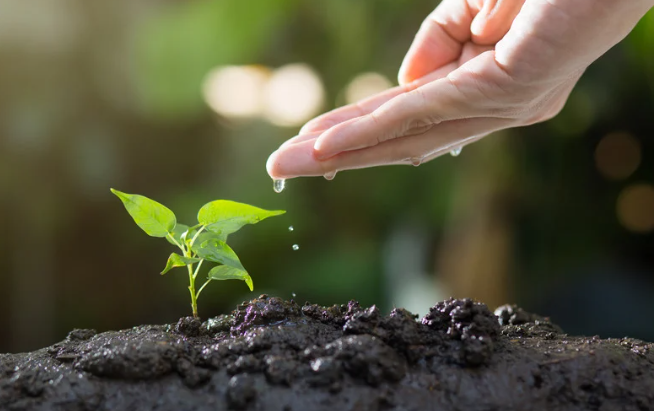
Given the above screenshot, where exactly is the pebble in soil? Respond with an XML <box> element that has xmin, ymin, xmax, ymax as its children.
<box><xmin>1</xmin><ymin>295</ymin><xmax>653</xmax><ymax>411</ymax></box>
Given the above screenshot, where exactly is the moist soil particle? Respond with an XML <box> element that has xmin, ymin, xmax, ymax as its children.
<box><xmin>1</xmin><ymin>296</ymin><xmax>653</xmax><ymax>411</ymax></box>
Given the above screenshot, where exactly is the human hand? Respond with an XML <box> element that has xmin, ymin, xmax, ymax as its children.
<box><xmin>267</xmin><ymin>0</ymin><xmax>654</xmax><ymax>179</ymax></box>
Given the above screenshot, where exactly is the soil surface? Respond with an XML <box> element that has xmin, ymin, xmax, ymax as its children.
<box><xmin>1</xmin><ymin>296</ymin><xmax>653</xmax><ymax>411</ymax></box>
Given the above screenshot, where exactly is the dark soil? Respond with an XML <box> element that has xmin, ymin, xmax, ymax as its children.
<box><xmin>1</xmin><ymin>296</ymin><xmax>653</xmax><ymax>410</ymax></box>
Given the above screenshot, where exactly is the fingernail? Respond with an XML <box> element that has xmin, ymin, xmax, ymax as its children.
<box><xmin>312</xmin><ymin>142</ymin><xmax>332</xmax><ymax>161</ymax></box>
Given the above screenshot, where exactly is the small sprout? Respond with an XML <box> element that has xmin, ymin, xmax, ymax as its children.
<box><xmin>111</xmin><ymin>189</ymin><xmax>285</xmax><ymax>318</ymax></box>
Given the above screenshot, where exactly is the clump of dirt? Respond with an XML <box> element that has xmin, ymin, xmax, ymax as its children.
<box><xmin>1</xmin><ymin>296</ymin><xmax>653</xmax><ymax>411</ymax></box>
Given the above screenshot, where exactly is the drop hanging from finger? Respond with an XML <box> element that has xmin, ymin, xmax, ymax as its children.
<box><xmin>324</xmin><ymin>171</ymin><xmax>337</xmax><ymax>180</ymax></box>
<box><xmin>410</xmin><ymin>157</ymin><xmax>423</xmax><ymax>167</ymax></box>
<box><xmin>273</xmin><ymin>179</ymin><xmax>286</xmax><ymax>193</ymax></box>
<box><xmin>450</xmin><ymin>146</ymin><xmax>462</xmax><ymax>157</ymax></box>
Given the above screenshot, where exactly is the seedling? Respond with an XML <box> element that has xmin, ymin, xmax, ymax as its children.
<box><xmin>111</xmin><ymin>189</ymin><xmax>285</xmax><ymax>318</ymax></box>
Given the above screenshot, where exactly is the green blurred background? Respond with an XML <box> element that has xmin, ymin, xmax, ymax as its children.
<box><xmin>1</xmin><ymin>0</ymin><xmax>653</xmax><ymax>353</ymax></box>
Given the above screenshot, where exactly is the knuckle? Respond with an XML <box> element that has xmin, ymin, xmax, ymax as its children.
<box><xmin>403</xmin><ymin>118</ymin><xmax>436</xmax><ymax>137</ymax></box>
<box><xmin>367</xmin><ymin>112</ymin><xmax>392</xmax><ymax>145</ymax></box>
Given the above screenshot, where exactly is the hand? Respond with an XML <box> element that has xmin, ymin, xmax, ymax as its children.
<box><xmin>267</xmin><ymin>0</ymin><xmax>654</xmax><ymax>179</ymax></box>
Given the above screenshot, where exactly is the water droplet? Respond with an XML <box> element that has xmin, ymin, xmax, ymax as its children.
<box><xmin>288</xmin><ymin>226</ymin><xmax>294</xmax><ymax>232</ymax></box>
<box><xmin>410</xmin><ymin>157</ymin><xmax>422</xmax><ymax>167</ymax></box>
<box><xmin>324</xmin><ymin>171</ymin><xmax>337</xmax><ymax>180</ymax></box>
<box><xmin>273</xmin><ymin>179</ymin><xmax>286</xmax><ymax>193</ymax></box>
<box><xmin>292</xmin><ymin>244</ymin><xmax>299</xmax><ymax>251</ymax></box>
<box><xmin>450</xmin><ymin>146</ymin><xmax>462</xmax><ymax>157</ymax></box>
<box><xmin>292</xmin><ymin>292</ymin><xmax>297</xmax><ymax>298</ymax></box>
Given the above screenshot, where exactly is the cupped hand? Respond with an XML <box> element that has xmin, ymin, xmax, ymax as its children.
<box><xmin>267</xmin><ymin>0</ymin><xmax>653</xmax><ymax>179</ymax></box>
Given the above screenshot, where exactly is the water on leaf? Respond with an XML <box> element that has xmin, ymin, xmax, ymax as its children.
<box><xmin>273</xmin><ymin>179</ymin><xmax>286</xmax><ymax>193</ymax></box>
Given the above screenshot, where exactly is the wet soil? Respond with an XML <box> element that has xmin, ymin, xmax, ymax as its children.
<box><xmin>1</xmin><ymin>296</ymin><xmax>653</xmax><ymax>410</ymax></box>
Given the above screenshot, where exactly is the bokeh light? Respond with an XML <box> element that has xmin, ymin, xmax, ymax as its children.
<box><xmin>616</xmin><ymin>183</ymin><xmax>654</xmax><ymax>233</ymax></box>
<box><xmin>202</xmin><ymin>65</ymin><xmax>270</xmax><ymax>119</ymax></box>
<box><xmin>262</xmin><ymin>63</ymin><xmax>324</xmax><ymax>127</ymax></box>
<box><xmin>344</xmin><ymin>72</ymin><xmax>393</xmax><ymax>105</ymax></box>
<box><xmin>594</xmin><ymin>132</ymin><xmax>642</xmax><ymax>180</ymax></box>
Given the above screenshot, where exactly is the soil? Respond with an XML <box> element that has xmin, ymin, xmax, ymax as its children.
<box><xmin>1</xmin><ymin>295</ymin><xmax>653</xmax><ymax>411</ymax></box>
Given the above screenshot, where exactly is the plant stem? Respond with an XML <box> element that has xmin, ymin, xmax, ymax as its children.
<box><xmin>187</xmin><ymin>263</ymin><xmax>198</xmax><ymax>318</ymax></box>
<box><xmin>189</xmin><ymin>225</ymin><xmax>206</xmax><ymax>248</ymax></box>
<box><xmin>196</xmin><ymin>278</ymin><xmax>212</xmax><ymax>300</ymax></box>
<box><xmin>174</xmin><ymin>227</ymin><xmax>204</xmax><ymax>317</ymax></box>
<box><xmin>167</xmin><ymin>233</ymin><xmax>186</xmax><ymax>255</ymax></box>
<box><xmin>193</xmin><ymin>259</ymin><xmax>204</xmax><ymax>280</ymax></box>
<box><xmin>167</xmin><ymin>232</ymin><xmax>198</xmax><ymax>316</ymax></box>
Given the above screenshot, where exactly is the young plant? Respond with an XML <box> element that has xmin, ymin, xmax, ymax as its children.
<box><xmin>110</xmin><ymin>189</ymin><xmax>285</xmax><ymax>318</ymax></box>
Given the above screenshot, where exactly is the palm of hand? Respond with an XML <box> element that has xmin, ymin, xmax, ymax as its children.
<box><xmin>267</xmin><ymin>0</ymin><xmax>644</xmax><ymax>179</ymax></box>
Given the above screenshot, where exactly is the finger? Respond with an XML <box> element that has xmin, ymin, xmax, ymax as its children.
<box><xmin>314</xmin><ymin>51</ymin><xmax>509</xmax><ymax>160</ymax></box>
<box><xmin>311</xmin><ymin>88</ymin><xmax>443</xmax><ymax>161</ymax></box>
<box><xmin>458</xmin><ymin>42</ymin><xmax>495</xmax><ymax>66</ymax></box>
<box><xmin>267</xmin><ymin>117</ymin><xmax>513</xmax><ymax>179</ymax></box>
<box><xmin>299</xmin><ymin>63</ymin><xmax>458</xmax><ymax>136</ymax></box>
<box><xmin>471</xmin><ymin>0</ymin><xmax>526</xmax><ymax>45</ymax></box>
<box><xmin>279</xmin><ymin>130</ymin><xmax>322</xmax><ymax>149</ymax></box>
<box><xmin>299</xmin><ymin>87</ymin><xmax>403</xmax><ymax>136</ymax></box>
<box><xmin>398</xmin><ymin>0</ymin><xmax>476</xmax><ymax>85</ymax></box>
<box><xmin>322</xmin><ymin>117</ymin><xmax>510</xmax><ymax>173</ymax></box>
<box><xmin>419</xmin><ymin>133</ymin><xmax>486</xmax><ymax>163</ymax></box>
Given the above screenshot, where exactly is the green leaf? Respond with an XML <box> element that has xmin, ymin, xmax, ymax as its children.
<box><xmin>194</xmin><ymin>231</ymin><xmax>228</xmax><ymax>245</ymax></box>
<box><xmin>192</xmin><ymin>239</ymin><xmax>244</xmax><ymax>271</ymax></box>
<box><xmin>111</xmin><ymin>189</ymin><xmax>176</xmax><ymax>238</ymax></box>
<box><xmin>197</xmin><ymin>200</ymin><xmax>285</xmax><ymax>236</ymax></box>
<box><xmin>161</xmin><ymin>253</ymin><xmax>201</xmax><ymax>275</ymax></box>
<box><xmin>208</xmin><ymin>265</ymin><xmax>253</xmax><ymax>291</ymax></box>
<box><xmin>166</xmin><ymin>224</ymin><xmax>189</xmax><ymax>246</ymax></box>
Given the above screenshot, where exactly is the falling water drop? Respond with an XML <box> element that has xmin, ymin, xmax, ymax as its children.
<box><xmin>410</xmin><ymin>157</ymin><xmax>422</xmax><ymax>167</ymax></box>
<box><xmin>450</xmin><ymin>146</ymin><xmax>462</xmax><ymax>157</ymax></box>
<box><xmin>324</xmin><ymin>171</ymin><xmax>337</xmax><ymax>180</ymax></box>
<box><xmin>273</xmin><ymin>179</ymin><xmax>286</xmax><ymax>193</ymax></box>
<box><xmin>288</xmin><ymin>226</ymin><xmax>294</xmax><ymax>232</ymax></box>
<box><xmin>292</xmin><ymin>292</ymin><xmax>297</xmax><ymax>298</ymax></box>
<box><xmin>292</xmin><ymin>244</ymin><xmax>300</xmax><ymax>251</ymax></box>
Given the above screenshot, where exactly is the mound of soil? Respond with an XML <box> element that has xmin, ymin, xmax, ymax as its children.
<box><xmin>1</xmin><ymin>296</ymin><xmax>653</xmax><ymax>410</ymax></box>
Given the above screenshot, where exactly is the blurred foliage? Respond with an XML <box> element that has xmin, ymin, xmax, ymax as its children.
<box><xmin>0</xmin><ymin>1</ymin><xmax>653</xmax><ymax>353</ymax></box>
